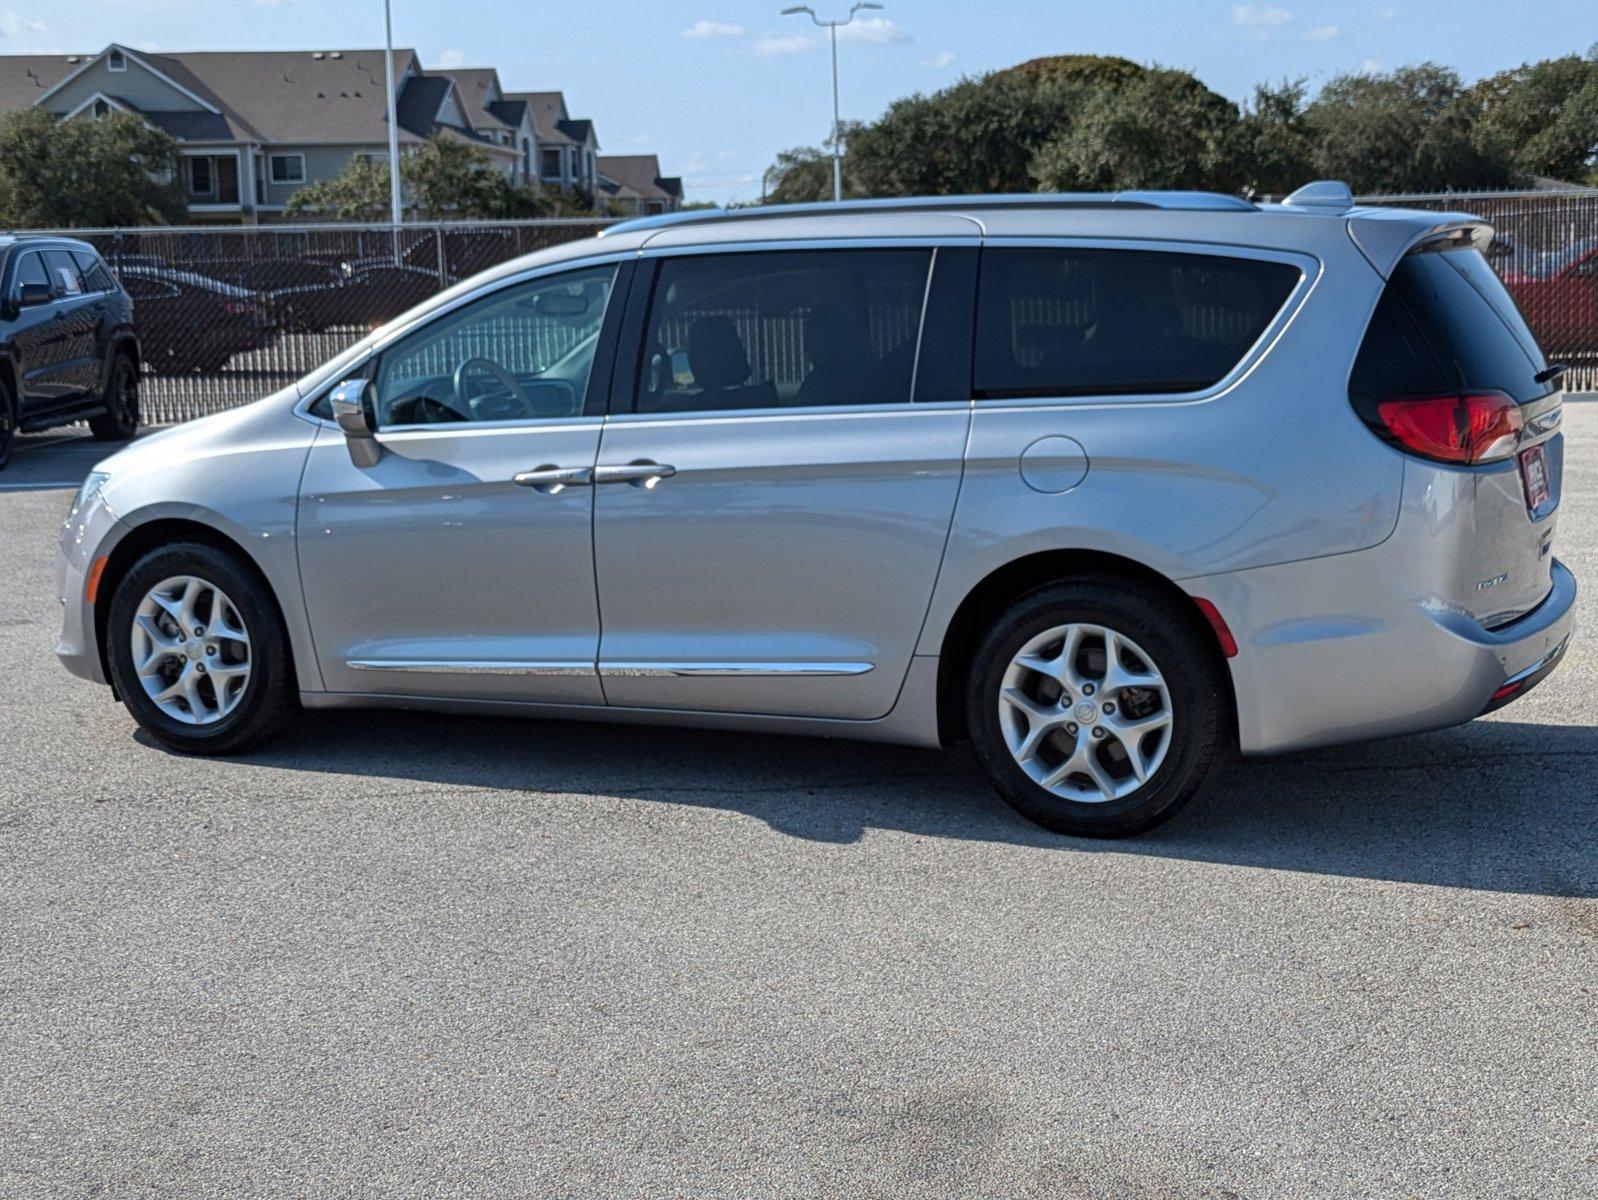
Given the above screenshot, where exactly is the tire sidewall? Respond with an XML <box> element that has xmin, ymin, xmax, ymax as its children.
<box><xmin>92</xmin><ymin>356</ymin><xmax>139</xmax><ymax>440</ymax></box>
<box><xmin>107</xmin><ymin>543</ymin><xmax>290</xmax><ymax>754</ymax></box>
<box><xmin>967</xmin><ymin>582</ymin><xmax>1225</xmax><ymax>837</ymax></box>
<box><xmin>0</xmin><ymin>376</ymin><xmax>16</xmax><ymax>469</ymax></box>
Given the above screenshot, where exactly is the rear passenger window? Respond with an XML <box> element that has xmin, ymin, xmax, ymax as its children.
<box><xmin>635</xmin><ymin>249</ymin><xmax>932</xmax><ymax>414</ymax></box>
<box><xmin>974</xmin><ymin>248</ymin><xmax>1300</xmax><ymax>398</ymax></box>
<box><xmin>71</xmin><ymin>251</ymin><xmax>117</xmax><ymax>293</ymax></box>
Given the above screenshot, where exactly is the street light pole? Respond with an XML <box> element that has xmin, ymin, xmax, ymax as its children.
<box><xmin>781</xmin><ymin>2</ymin><xmax>883</xmax><ymax>203</ymax></box>
<box><xmin>382</xmin><ymin>0</ymin><xmax>402</xmax><ymax>228</ymax></box>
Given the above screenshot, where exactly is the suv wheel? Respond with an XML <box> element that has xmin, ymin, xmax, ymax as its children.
<box><xmin>106</xmin><ymin>542</ymin><xmax>299</xmax><ymax>755</ymax></box>
<box><xmin>89</xmin><ymin>354</ymin><xmax>139</xmax><ymax>442</ymax></box>
<box><xmin>967</xmin><ymin>579</ymin><xmax>1228</xmax><ymax>837</ymax></box>
<box><xmin>0</xmin><ymin>374</ymin><xmax>14</xmax><ymax>470</ymax></box>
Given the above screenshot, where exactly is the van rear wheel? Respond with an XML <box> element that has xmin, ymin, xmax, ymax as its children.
<box><xmin>967</xmin><ymin>579</ymin><xmax>1228</xmax><ymax>837</ymax></box>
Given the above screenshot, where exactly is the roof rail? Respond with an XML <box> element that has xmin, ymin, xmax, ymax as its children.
<box><xmin>600</xmin><ymin>190</ymin><xmax>1258</xmax><ymax>237</ymax></box>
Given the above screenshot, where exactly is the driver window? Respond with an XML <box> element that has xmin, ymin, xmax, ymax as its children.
<box><xmin>372</xmin><ymin>263</ymin><xmax>616</xmax><ymax>427</ymax></box>
<box><xmin>12</xmin><ymin>252</ymin><xmax>49</xmax><ymax>299</ymax></box>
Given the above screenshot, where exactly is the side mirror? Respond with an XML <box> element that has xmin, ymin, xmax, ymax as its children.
<box><xmin>16</xmin><ymin>281</ymin><xmax>52</xmax><ymax>307</ymax></box>
<box><xmin>329</xmin><ymin>378</ymin><xmax>381</xmax><ymax>468</ymax></box>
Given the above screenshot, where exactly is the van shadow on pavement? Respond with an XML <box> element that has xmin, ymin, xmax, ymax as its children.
<box><xmin>169</xmin><ymin>707</ymin><xmax>1598</xmax><ymax>899</ymax></box>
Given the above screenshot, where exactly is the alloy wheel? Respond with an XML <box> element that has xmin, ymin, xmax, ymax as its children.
<box><xmin>997</xmin><ymin>622</ymin><xmax>1175</xmax><ymax>803</ymax></box>
<box><xmin>130</xmin><ymin>575</ymin><xmax>252</xmax><ymax>725</ymax></box>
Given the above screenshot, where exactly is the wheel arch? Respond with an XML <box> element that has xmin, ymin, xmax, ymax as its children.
<box><xmin>932</xmin><ymin>548</ymin><xmax>1237</xmax><ymax>746</ymax></box>
<box><xmin>93</xmin><ymin>516</ymin><xmax>304</xmax><ymax>690</ymax></box>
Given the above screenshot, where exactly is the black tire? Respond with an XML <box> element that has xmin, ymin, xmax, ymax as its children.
<box><xmin>106</xmin><ymin>541</ymin><xmax>300</xmax><ymax>755</ymax></box>
<box><xmin>966</xmin><ymin>578</ymin><xmax>1228</xmax><ymax>838</ymax></box>
<box><xmin>0</xmin><ymin>373</ymin><xmax>14</xmax><ymax>471</ymax></box>
<box><xmin>88</xmin><ymin>353</ymin><xmax>139</xmax><ymax>442</ymax></box>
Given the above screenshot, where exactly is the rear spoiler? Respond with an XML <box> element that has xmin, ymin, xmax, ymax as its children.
<box><xmin>1346</xmin><ymin>208</ymin><xmax>1494</xmax><ymax>279</ymax></box>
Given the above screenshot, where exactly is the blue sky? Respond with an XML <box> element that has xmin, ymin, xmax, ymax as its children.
<box><xmin>9</xmin><ymin>1</ymin><xmax>1593</xmax><ymax>202</ymax></box>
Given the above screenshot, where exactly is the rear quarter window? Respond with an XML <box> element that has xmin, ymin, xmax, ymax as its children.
<box><xmin>974</xmin><ymin>247</ymin><xmax>1301</xmax><ymax>398</ymax></box>
<box><xmin>1349</xmin><ymin>247</ymin><xmax>1549</xmax><ymax>406</ymax></box>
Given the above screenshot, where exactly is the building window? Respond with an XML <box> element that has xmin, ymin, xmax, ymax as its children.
<box><xmin>107</xmin><ymin>49</ymin><xmax>126</xmax><ymax>72</ymax></box>
<box><xmin>188</xmin><ymin>156</ymin><xmax>213</xmax><ymax>196</ymax></box>
<box><xmin>540</xmin><ymin>148</ymin><xmax>560</xmax><ymax>178</ymax></box>
<box><xmin>93</xmin><ymin>99</ymin><xmax>111</xmax><ymax>118</ymax></box>
<box><xmin>269</xmin><ymin>153</ymin><xmax>306</xmax><ymax>184</ymax></box>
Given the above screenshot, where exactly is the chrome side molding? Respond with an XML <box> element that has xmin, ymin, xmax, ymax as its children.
<box><xmin>597</xmin><ymin>661</ymin><xmax>874</xmax><ymax>678</ymax></box>
<box><xmin>347</xmin><ymin>659</ymin><xmax>596</xmax><ymax>676</ymax></box>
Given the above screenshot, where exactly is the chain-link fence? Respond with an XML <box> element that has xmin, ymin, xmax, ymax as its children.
<box><xmin>1360</xmin><ymin>189</ymin><xmax>1598</xmax><ymax>391</ymax></box>
<box><xmin>39</xmin><ymin>219</ymin><xmax>615</xmax><ymax>424</ymax></box>
<box><xmin>28</xmin><ymin>193</ymin><xmax>1598</xmax><ymax>425</ymax></box>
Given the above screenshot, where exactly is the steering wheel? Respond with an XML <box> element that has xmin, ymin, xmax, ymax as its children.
<box><xmin>452</xmin><ymin>357</ymin><xmax>532</xmax><ymax>420</ymax></box>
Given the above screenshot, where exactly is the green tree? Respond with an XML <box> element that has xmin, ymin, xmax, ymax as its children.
<box><xmin>286</xmin><ymin>134</ymin><xmax>552</xmax><ymax>221</ymax></box>
<box><xmin>1305</xmin><ymin>64</ymin><xmax>1516</xmax><ymax>193</ymax></box>
<box><xmin>1029</xmin><ymin>68</ymin><xmax>1244</xmax><ymax>192</ymax></box>
<box><xmin>1237</xmin><ymin>78</ymin><xmax>1316</xmax><ymax>196</ymax></box>
<box><xmin>0</xmin><ymin>109</ymin><xmax>184</xmax><ymax>227</ymax></box>
<box><xmin>1469</xmin><ymin>50</ymin><xmax>1598</xmax><ymax>183</ymax></box>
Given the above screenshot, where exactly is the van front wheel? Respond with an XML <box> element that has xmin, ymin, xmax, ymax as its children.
<box><xmin>966</xmin><ymin>579</ymin><xmax>1228</xmax><ymax>837</ymax></box>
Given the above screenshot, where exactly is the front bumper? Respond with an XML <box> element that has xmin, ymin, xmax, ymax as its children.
<box><xmin>55</xmin><ymin>489</ymin><xmax>128</xmax><ymax>687</ymax></box>
<box><xmin>1192</xmin><ymin>556</ymin><xmax>1577</xmax><ymax>755</ymax></box>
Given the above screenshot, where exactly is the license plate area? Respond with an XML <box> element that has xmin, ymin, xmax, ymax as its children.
<box><xmin>1520</xmin><ymin>443</ymin><xmax>1550</xmax><ymax>512</ymax></box>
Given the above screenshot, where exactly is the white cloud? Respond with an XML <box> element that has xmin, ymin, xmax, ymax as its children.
<box><xmin>436</xmin><ymin>48</ymin><xmax>468</xmax><ymax>68</ymax></box>
<box><xmin>1302</xmin><ymin>24</ymin><xmax>1338</xmax><ymax>41</ymax></box>
<box><xmin>921</xmin><ymin>50</ymin><xmax>955</xmax><ymax>69</ymax></box>
<box><xmin>681</xmin><ymin>20</ymin><xmax>745</xmax><ymax>40</ymax></box>
<box><xmin>0</xmin><ymin>10</ymin><xmax>46</xmax><ymax>36</ymax></box>
<box><xmin>1231</xmin><ymin>5</ymin><xmax>1291</xmax><ymax>26</ymax></box>
<box><xmin>837</xmin><ymin>17</ymin><xmax>909</xmax><ymax>45</ymax></box>
<box><xmin>1360</xmin><ymin>57</ymin><xmax>1383</xmax><ymax>73</ymax></box>
<box><xmin>1377</xmin><ymin>6</ymin><xmax>1398</xmax><ymax>17</ymax></box>
<box><xmin>753</xmin><ymin>33</ymin><xmax>813</xmax><ymax>57</ymax></box>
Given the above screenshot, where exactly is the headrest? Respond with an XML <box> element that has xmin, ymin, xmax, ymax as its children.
<box><xmin>688</xmin><ymin>316</ymin><xmax>751</xmax><ymax>390</ymax></box>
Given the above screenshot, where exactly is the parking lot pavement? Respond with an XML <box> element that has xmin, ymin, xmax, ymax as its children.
<box><xmin>1</xmin><ymin>412</ymin><xmax>1594</xmax><ymax>1199</ymax></box>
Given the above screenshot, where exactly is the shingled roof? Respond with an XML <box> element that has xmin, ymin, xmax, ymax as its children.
<box><xmin>597</xmin><ymin>154</ymin><xmax>684</xmax><ymax>203</ymax></box>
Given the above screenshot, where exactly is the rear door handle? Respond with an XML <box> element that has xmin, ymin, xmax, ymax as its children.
<box><xmin>512</xmin><ymin>464</ymin><xmax>593</xmax><ymax>494</ymax></box>
<box><xmin>593</xmin><ymin>460</ymin><xmax>676</xmax><ymax>488</ymax></box>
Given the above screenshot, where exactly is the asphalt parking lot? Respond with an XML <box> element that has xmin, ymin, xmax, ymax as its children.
<box><xmin>1</xmin><ymin>412</ymin><xmax>1594</xmax><ymax>1198</ymax></box>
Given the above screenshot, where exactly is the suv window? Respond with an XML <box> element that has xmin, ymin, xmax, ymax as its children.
<box><xmin>1349</xmin><ymin>246</ymin><xmax>1549</xmax><ymax>407</ymax></box>
<box><xmin>43</xmin><ymin>250</ymin><xmax>85</xmax><ymax>298</ymax></box>
<box><xmin>373</xmin><ymin>263</ymin><xmax>616</xmax><ymax>427</ymax></box>
<box><xmin>635</xmin><ymin>249</ymin><xmax>932</xmax><ymax>414</ymax></box>
<box><xmin>71</xmin><ymin>250</ymin><xmax>117</xmax><ymax>293</ymax></box>
<box><xmin>974</xmin><ymin>247</ymin><xmax>1301</xmax><ymax>398</ymax></box>
<box><xmin>12</xmin><ymin>251</ymin><xmax>48</xmax><ymax>297</ymax></box>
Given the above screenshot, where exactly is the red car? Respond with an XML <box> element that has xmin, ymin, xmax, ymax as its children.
<box><xmin>1501</xmin><ymin>239</ymin><xmax>1598</xmax><ymax>355</ymax></box>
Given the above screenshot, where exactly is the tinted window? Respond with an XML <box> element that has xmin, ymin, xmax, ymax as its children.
<box><xmin>373</xmin><ymin>264</ymin><xmax>616</xmax><ymax>427</ymax></box>
<box><xmin>634</xmin><ymin>249</ymin><xmax>931</xmax><ymax>414</ymax></box>
<box><xmin>71</xmin><ymin>251</ymin><xmax>116</xmax><ymax>293</ymax></box>
<box><xmin>12</xmin><ymin>251</ymin><xmax>48</xmax><ymax>295</ymax></box>
<box><xmin>122</xmin><ymin>274</ymin><xmax>179</xmax><ymax>300</ymax></box>
<box><xmin>1350</xmin><ymin>247</ymin><xmax>1548</xmax><ymax>406</ymax></box>
<box><xmin>43</xmin><ymin>250</ymin><xmax>85</xmax><ymax>297</ymax></box>
<box><xmin>974</xmin><ymin>248</ymin><xmax>1300</xmax><ymax>398</ymax></box>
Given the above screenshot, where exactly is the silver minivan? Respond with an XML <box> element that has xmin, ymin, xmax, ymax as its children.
<box><xmin>56</xmin><ymin>183</ymin><xmax>1576</xmax><ymax>836</ymax></box>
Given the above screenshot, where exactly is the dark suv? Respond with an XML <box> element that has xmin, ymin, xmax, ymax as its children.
<box><xmin>0</xmin><ymin>236</ymin><xmax>140</xmax><ymax>470</ymax></box>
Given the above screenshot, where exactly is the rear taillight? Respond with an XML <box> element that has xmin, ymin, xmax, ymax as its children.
<box><xmin>1371</xmin><ymin>391</ymin><xmax>1523</xmax><ymax>465</ymax></box>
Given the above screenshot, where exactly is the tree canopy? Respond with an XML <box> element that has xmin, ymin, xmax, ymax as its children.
<box><xmin>765</xmin><ymin>50</ymin><xmax>1598</xmax><ymax>202</ymax></box>
<box><xmin>0</xmin><ymin>109</ymin><xmax>185</xmax><ymax>227</ymax></box>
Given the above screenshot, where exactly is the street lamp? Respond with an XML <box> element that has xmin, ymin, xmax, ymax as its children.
<box><xmin>382</xmin><ymin>0</ymin><xmax>402</xmax><ymax>228</ymax></box>
<box><xmin>781</xmin><ymin>2</ymin><xmax>882</xmax><ymax>203</ymax></box>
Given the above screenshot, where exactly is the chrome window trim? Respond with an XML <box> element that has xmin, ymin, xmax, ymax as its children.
<box><xmin>969</xmin><ymin>235</ymin><xmax>1323</xmax><ymax>411</ymax></box>
<box><xmin>603</xmin><ymin>399</ymin><xmax>971</xmax><ymax>431</ymax></box>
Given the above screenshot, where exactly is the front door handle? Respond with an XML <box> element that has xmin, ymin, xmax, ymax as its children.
<box><xmin>512</xmin><ymin>464</ymin><xmax>593</xmax><ymax>494</ymax></box>
<box><xmin>593</xmin><ymin>460</ymin><xmax>677</xmax><ymax>489</ymax></box>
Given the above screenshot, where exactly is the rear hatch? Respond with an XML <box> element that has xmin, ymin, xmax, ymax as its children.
<box><xmin>1348</xmin><ymin>239</ymin><xmax>1563</xmax><ymax>627</ymax></box>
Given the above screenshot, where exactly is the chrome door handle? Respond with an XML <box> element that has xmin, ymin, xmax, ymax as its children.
<box><xmin>593</xmin><ymin>460</ymin><xmax>677</xmax><ymax>488</ymax></box>
<box><xmin>512</xmin><ymin>464</ymin><xmax>593</xmax><ymax>494</ymax></box>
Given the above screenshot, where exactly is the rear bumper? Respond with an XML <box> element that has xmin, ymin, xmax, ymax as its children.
<box><xmin>1194</xmin><ymin>556</ymin><xmax>1576</xmax><ymax>755</ymax></box>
